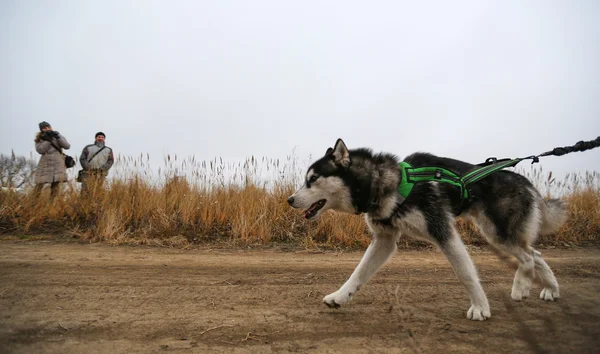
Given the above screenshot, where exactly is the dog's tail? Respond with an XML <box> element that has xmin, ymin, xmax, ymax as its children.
<box><xmin>539</xmin><ymin>198</ymin><xmax>568</xmax><ymax>235</ymax></box>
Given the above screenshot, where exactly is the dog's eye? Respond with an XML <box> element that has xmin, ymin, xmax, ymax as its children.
<box><xmin>308</xmin><ymin>175</ymin><xmax>319</xmax><ymax>183</ymax></box>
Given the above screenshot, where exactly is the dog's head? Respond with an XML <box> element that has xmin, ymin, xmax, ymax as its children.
<box><xmin>287</xmin><ymin>139</ymin><xmax>358</xmax><ymax>220</ymax></box>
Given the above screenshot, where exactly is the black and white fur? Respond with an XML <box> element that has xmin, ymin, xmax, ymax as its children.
<box><xmin>288</xmin><ymin>139</ymin><xmax>567</xmax><ymax>321</ymax></box>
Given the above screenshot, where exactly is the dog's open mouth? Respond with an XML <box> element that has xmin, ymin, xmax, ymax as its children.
<box><xmin>304</xmin><ymin>199</ymin><xmax>326</xmax><ymax>219</ymax></box>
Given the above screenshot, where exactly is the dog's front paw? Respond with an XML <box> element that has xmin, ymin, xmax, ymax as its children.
<box><xmin>540</xmin><ymin>288</ymin><xmax>560</xmax><ymax>301</ymax></box>
<box><xmin>511</xmin><ymin>287</ymin><xmax>531</xmax><ymax>301</ymax></box>
<box><xmin>511</xmin><ymin>277</ymin><xmax>532</xmax><ymax>301</ymax></box>
<box><xmin>323</xmin><ymin>291</ymin><xmax>352</xmax><ymax>308</ymax></box>
<box><xmin>467</xmin><ymin>304</ymin><xmax>491</xmax><ymax>321</ymax></box>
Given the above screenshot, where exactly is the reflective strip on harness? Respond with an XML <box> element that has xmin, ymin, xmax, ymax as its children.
<box><xmin>398</xmin><ymin>158</ymin><xmax>522</xmax><ymax>201</ymax></box>
<box><xmin>460</xmin><ymin>158</ymin><xmax>521</xmax><ymax>186</ymax></box>
<box><xmin>398</xmin><ymin>162</ymin><xmax>467</xmax><ymax>200</ymax></box>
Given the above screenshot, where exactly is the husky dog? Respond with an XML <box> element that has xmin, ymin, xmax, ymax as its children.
<box><xmin>288</xmin><ymin>139</ymin><xmax>567</xmax><ymax>321</ymax></box>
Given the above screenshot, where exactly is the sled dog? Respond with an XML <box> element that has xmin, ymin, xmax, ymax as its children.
<box><xmin>288</xmin><ymin>139</ymin><xmax>566</xmax><ymax>320</ymax></box>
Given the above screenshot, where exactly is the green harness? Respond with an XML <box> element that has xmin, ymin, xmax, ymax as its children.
<box><xmin>394</xmin><ymin>136</ymin><xmax>600</xmax><ymax>210</ymax></box>
<box><xmin>397</xmin><ymin>158</ymin><xmax>522</xmax><ymax>201</ymax></box>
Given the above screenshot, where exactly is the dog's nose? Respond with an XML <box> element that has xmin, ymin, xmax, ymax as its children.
<box><xmin>287</xmin><ymin>196</ymin><xmax>295</xmax><ymax>205</ymax></box>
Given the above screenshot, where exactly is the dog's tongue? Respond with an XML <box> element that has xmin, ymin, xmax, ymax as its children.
<box><xmin>304</xmin><ymin>202</ymin><xmax>320</xmax><ymax>218</ymax></box>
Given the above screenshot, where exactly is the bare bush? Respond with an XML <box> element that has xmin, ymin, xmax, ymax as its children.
<box><xmin>0</xmin><ymin>151</ymin><xmax>37</xmax><ymax>191</ymax></box>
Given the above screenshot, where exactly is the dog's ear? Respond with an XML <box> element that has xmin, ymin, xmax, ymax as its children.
<box><xmin>332</xmin><ymin>138</ymin><xmax>350</xmax><ymax>167</ymax></box>
<box><xmin>325</xmin><ymin>147</ymin><xmax>333</xmax><ymax>156</ymax></box>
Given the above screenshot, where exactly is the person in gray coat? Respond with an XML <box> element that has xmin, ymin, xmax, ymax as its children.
<box><xmin>79</xmin><ymin>132</ymin><xmax>114</xmax><ymax>195</ymax></box>
<box><xmin>33</xmin><ymin>121</ymin><xmax>71</xmax><ymax>198</ymax></box>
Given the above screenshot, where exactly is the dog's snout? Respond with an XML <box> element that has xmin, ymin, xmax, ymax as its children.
<box><xmin>287</xmin><ymin>196</ymin><xmax>295</xmax><ymax>205</ymax></box>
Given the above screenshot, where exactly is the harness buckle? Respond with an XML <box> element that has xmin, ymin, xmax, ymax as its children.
<box><xmin>434</xmin><ymin>169</ymin><xmax>443</xmax><ymax>179</ymax></box>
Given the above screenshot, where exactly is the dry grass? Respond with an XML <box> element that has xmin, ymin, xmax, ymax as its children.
<box><xmin>0</xmin><ymin>154</ymin><xmax>598</xmax><ymax>249</ymax></box>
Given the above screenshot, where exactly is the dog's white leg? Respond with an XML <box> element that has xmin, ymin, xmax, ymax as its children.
<box><xmin>504</xmin><ymin>246</ymin><xmax>535</xmax><ymax>301</ymax></box>
<box><xmin>440</xmin><ymin>233</ymin><xmax>491</xmax><ymax>321</ymax></box>
<box><xmin>533</xmin><ymin>249</ymin><xmax>560</xmax><ymax>301</ymax></box>
<box><xmin>323</xmin><ymin>233</ymin><xmax>397</xmax><ymax>308</ymax></box>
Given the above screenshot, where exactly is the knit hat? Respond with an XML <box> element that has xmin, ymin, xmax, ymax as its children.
<box><xmin>39</xmin><ymin>121</ymin><xmax>51</xmax><ymax>131</ymax></box>
<box><xmin>95</xmin><ymin>132</ymin><xmax>106</xmax><ymax>138</ymax></box>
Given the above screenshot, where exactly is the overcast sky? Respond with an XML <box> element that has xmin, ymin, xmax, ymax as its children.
<box><xmin>1</xmin><ymin>0</ymin><xmax>598</xmax><ymax>185</ymax></box>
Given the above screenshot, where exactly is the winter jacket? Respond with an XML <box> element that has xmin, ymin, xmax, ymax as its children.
<box><xmin>34</xmin><ymin>132</ymin><xmax>71</xmax><ymax>184</ymax></box>
<box><xmin>79</xmin><ymin>142</ymin><xmax>114</xmax><ymax>173</ymax></box>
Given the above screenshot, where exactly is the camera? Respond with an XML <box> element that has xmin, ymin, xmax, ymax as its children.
<box><xmin>40</xmin><ymin>131</ymin><xmax>53</xmax><ymax>141</ymax></box>
<box><xmin>40</xmin><ymin>130</ymin><xmax>59</xmax><ymax>141</ymax></box>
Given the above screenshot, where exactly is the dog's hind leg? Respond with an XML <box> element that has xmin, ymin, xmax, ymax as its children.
<box><xmin>474</xmin><ymin>221</ymin><xmax>535</xmax><ymax>301</ymax></box>
<box><xmin>502</xmin><ymin>245</ymin><xmax>536</xmax><ymax>301</ymax></box>
<box><xmin>533</xmin><ymin>249</ymin><xmax>560</xmax><ymax>301</ymax></box>
<box><xmin>535</xmin><ymin>198</ymin><xmax>563</xmax><ymax>301</ymax></box>
<box><xmin>323</xmin><ymin>232</ymin><xmax>397</xmax><ymax>308</ymax></box>
<box><xmin>440</xmin><ymin>231</ymin><xmax>491</xmax><ymax>321</ymax></box>
<box><xmin>471</xmin><ymin>210</ymin><xmax>537</xmax><ymax>301</ymax></box>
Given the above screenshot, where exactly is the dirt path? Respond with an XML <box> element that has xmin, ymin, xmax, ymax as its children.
<box><xmin>1</xmin><ymin>239</ymin><xmax>600</xmax><ymax>353</ymax></box>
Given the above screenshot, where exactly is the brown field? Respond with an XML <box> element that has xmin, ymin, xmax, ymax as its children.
<box><xmin>0</xmin><ymin>155</ymin><xmax>598</xmax><ymax>249</ymax></box>
<box><xmin>1</xmin><ymin>238</ymin><xmax>600</xmax><ymax>354</ymax></box>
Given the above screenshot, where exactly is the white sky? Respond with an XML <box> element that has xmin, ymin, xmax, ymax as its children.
<box><xmin>1</xmin><ymin>0</ymin><xmax>599</xmax><ymax>185</ymax></box>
